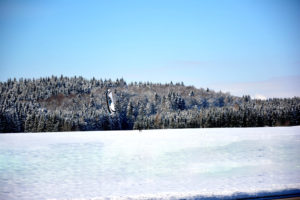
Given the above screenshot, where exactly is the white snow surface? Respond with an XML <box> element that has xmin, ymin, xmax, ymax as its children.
<box><xmin>0</xmin><ymin>127</ymin><xmax>300</xmax><ymax>200</ymax></box>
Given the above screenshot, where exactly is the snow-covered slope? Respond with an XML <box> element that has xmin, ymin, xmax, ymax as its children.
<box><xmin>1</xmin><ymin>127</ymin><xmax>300</xmax><ymax>200</ymax></box>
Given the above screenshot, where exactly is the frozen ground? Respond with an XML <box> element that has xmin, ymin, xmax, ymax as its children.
<box><xmin>0</xmin><ymin>127</ymin><xmax>300</xmax><ymax>200</ymax></box>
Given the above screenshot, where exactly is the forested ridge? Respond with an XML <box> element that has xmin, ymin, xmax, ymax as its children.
<box><xmin>1</xmin><ymin>75</ymin><xmax>300</xmax><ymax>133</ymax></box>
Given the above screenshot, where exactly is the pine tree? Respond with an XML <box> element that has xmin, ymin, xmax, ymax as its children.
<box><xmin>37</xmin><ymin>115</ymin><xmax>45</xmax><ymax>132</ymax></box>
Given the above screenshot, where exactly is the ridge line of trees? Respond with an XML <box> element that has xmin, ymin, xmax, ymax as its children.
<box><xmin>0</xmin><ymin>76</ymin><xmax>299</xmax><ymax>133</ymax></box>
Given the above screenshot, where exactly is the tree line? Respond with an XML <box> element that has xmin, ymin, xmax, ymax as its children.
<box><xmin>0</xmin><ymin>75</ymin><xmax>299</xmax><ymax>133</ymax></box>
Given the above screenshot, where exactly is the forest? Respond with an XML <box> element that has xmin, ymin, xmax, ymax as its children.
<box><xmin>0</xmin><ymin>75</ymin><xmax>300</xmax><ymax>133</ymax></box>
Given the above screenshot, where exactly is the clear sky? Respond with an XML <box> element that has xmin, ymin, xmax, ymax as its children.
<box><xmin>1</xmin><ymin>0</ymin><xmax>299</xmax><ymax>98</ymax></box>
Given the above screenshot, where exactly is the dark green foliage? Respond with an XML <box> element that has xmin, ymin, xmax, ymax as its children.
<box><xmin>0</xmin><ymin>76</ymin><xmax>300</xmax><ymax>133</ymax></box>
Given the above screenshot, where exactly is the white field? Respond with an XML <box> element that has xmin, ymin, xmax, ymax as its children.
<box><xmin>0</xmin><ymin>127</ymin><xmax>300</xmax><ymax>200</ymax></box>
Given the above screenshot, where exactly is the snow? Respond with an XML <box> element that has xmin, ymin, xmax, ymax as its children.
<box><xmin>0</xmin><ymin>127</ymin><xmax>300</xmax><ymax>200</ymax></box>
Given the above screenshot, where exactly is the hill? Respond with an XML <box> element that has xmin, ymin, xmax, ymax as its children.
<box><xmin>0</xmin><ymin>76</ymin><xmax>300</xmax><ymax>133</ymax></box>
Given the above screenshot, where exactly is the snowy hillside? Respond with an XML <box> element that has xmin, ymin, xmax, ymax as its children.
<box><xmin>1</xmin><ymin>127</ymin><xmax>300</xmax><ymax>200</ymax></box>
<box><xmin>1</xmin><ymin>76</ymin><xmax>300</xmax><ymax>133</ymax></box>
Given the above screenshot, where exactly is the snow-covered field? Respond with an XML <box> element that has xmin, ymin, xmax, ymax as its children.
<box><xmin>1</xmin><ymin>127</ymin><xmax>300</xmax><ymax>200</ymax></box>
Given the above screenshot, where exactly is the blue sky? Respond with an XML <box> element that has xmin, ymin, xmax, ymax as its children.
<box><xmin>0</xmin><ymin>0</ymin><xmax>299</xmax><ymax>98</ymax></box>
